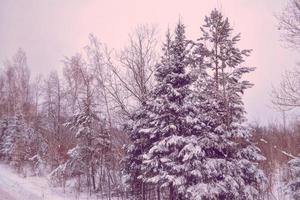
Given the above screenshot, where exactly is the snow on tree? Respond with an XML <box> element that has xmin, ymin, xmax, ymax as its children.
<box><xmin>123</xmin><ymin>108</ymin><xmax>150</xmax><ymax>198</ymax></box>
<box><xmin>182</xmin><ymin>9</ymin><xmax>267</xmax><ymax>200</ymax></box>
<box><xmin>199</xmin><ymin>8</ymin><xmax>255</xmax><ymax>127</ymax></box>
<box><xmin>50</xmin><ymin>64</ymin><xmax>111</xmax><ymax>193</ymax></box>
<box><xmin>125</xmin><ymin>21</ymin><xmax>202</xmax><ymax>199</ymax></box>
<box><xmin>0</xmin><ymin>117</ymin><xmax>13</xmax><ymax>161</ymax></box>
<box><xmin>0</xmin><ymin>112</ymin><xmax>37</xmax><ymax>173</ymax></box>
<box><xmin>123</xmin><ymin>30</ymin><xmax>173</xmax><ymax>199</ymax></box>
<box><xmin>285</xmin><ymin>156</ymin><xmax>300</xmax><ymax>199</ymax></box>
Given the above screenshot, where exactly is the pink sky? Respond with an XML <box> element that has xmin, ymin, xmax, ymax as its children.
<box><xmin>0</xmin><ymin>0</ymin><xmax>299</xmax><ymax>124</ymax></box>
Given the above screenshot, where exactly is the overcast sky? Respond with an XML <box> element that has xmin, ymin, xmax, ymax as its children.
<box><xmin>0</xmin><ymin>0</ymin><xmax>299</xmax><ymax>124</ymax></box>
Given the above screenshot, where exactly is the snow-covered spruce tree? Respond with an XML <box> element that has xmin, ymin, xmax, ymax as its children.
<box><xmin>65</xmin><ymin>104</ymin><xmax>110</xmax><ymax>191</ymax></box>
<box><xmin>50</xmin><ymin>67</ymin><xmax>111</xmax><ymax>193</ymax></box>
<box><xmin>126</xmin><ymin>22</ymin><xmax>203</xmax><ymax>200</ymax></box>
<box><xmin>123</xmin><ymin>108</ymin><xmax>150</xmax><ymax>199</ymax></box>
<box><xmin>0</xmin><ymin>112</ymin><xmax>37</xmax><ymax>173</ymax></box>
<box><xmin>124</xmin><ymin>30</ymin><xmax>173</xmax><ymax>199</ymax></box>
<box><xmin>0</xmin><ymin>118</ymin><xmax>8</xmax><ymax>159</ymax></box>
<box><xmin>285</xmin><ymin>156</ymin><xmax>300</xmax><ymax>199</ymax></box>
<box><xmin>183</xmin><ymin>9</ymin><xmax>267</xmax><ymax>200</ymax></box>
<box><xmin>0</xmin><ymin>117</ymin><xmax>13</xmax><ymax>161</ymax></box>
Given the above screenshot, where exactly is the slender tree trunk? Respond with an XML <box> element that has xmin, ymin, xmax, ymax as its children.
<box><xmin>77</xmin><ymin>175</ymin><xmax>81</xmax><ymax>192</ymax></box>
<box><xmin>142</xmin><ymin>182</ymin><xmax>146</xmax><ymax>200</ymax></box>
<box><xmin>108</xmin><ymin>171</ymin><xmax>111</xmax><ymax>200</ymax></box>
<box><xmin>98</xmin><ymin>159</ymin><xmax>103</xmax><ymax>192</ymax></box>
<box><xmin>215</xmin><ymin>40</ymin><xmax>219</xmax><ymax>91</ymax></box>
<box><xmin>92</xmin><ymin>165</ymin><xmax>96</xmax><ymax>191</ymax></box>
<box><xmin>103</xmin><ymin>91</ymin><xmax>112</xmax><ymax>128</ymax></box>
<box><xmin>169</xmin><ymin>184</ymin><xmax>174</xmax><ymax>200</ymax></box>
<box><xmin>87</xmin><ymin>173</ymin><xmax>91</xmax><ymax>195</ymax></box>
<box><xmin>221</xmin><ymin>61</ymin><xmax>229</xmax><ymax>128</ymax></box>
<box><xmin>57</xmin><ymin>80</ymin><xmax>61</xmax><ymax>136</ymax></box>
<box><xmin>98</xmin><ymin>169</ymin><xmax>104</xmax><ymax>200</ymax></box>
<box><xmin>157</xmin><ymin>184</ymin><xmax>161</xmax><ymax>200</ymax></box>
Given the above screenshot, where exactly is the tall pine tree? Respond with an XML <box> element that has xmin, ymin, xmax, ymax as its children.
<box><xmin>184</xmin><ymin>9</ymin><xmax>267</xmax><ymax>200</ymax></box>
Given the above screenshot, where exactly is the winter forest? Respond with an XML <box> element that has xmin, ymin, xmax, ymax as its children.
<box><xmin>0</xmin><ymin>1</ymin><xmax>300</xmax><ymax>200</ymax></box>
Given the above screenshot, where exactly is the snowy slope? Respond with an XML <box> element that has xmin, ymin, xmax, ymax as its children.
<box><xmin>0</xmin><ymin>187</ymin><xmax>17</xmax><ymax>200</ymax></box>
<box><xmin>0</xmin><ymin>163</ymin><xmax>66</xmax><ymax>200</ymax></box>
<box><xmin>0</xmin><ymin>163</ymin><xmax>116</xmax><ymax>200</ymax></box>
<box><xmin>0</xmin><ymin>161</ymin><xmax>290</xmax><ymax>200</ymax></box>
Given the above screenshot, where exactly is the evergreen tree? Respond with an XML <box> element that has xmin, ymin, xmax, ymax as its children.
<box><xmin>66</xmin><ymin>103</ymin><xmax>110</xmax><ymax>189</ymax></box>
<box><xmin>0</xmin><ymin>112</ymin><xmax>37</xmax><ymax>173</ymax></box>
<box><xmin>126</xmin><ymin>21</ymin><xmax>201</xmax><ymax>200</ymax></box>
<box><xmin>200</xmin><ymin>9</ymin><xmax>254</xmax><ymax>127</ymax></box>
<box><xmin>50</xmin><ymin>68</ymin><xmax>111</xmax><ymax>192</ymax></box>
<box><xmin>142</xmin><ymin>22</ymin><xmax>193</xmax><ymax>199</ymax></box>
<box><xmin>124</xmin><ymin>29</ymin><xmax>174</xmax><ymax>199</ymax></box>
<box><xmin>285</xmin><ymin>156</ymin><xmax>300</xmax><ymax>200</ymax></box>
<box><xmin>183</xmin><ymin>9</ymin><xmax>267</xmax><ymax>200</ymax></box>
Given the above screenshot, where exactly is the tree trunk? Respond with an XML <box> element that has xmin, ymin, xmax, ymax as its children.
<box><xmin>169</xmin><ymin>184</ymin><xmax>174</xmax><ymax>200</ymax></box>
<box><xmin>142</xmin><ymin>182</ymin><xmax>146</xmax><ymax>200</ymax></box>
<box><xmin>157</xmin><ymin>185</ymin><xmax>161</xmax><ymax>200</ymax></box>
<box><xmin>91</xmin><ymin>165</ymin><xmax>96</xmax><ymax>191</ymax></box>
<box><xmin>215</xmin><ymin>40</ymin><xmax>219</xmax><ymax>91</ymax></box>
<box><xmin>221</xmin><ymin>61</ymin><xmax>229</xmax><ymax>128</ymax></box>
<box><xmin>87</xmin><ymin>173</ymin><xmax>91</xmax><ymax>195</ymax></box>
<box><xmin>108</xmin><ymin>171</ymin><xmax>111</xmax><ymax>200</ymax></box>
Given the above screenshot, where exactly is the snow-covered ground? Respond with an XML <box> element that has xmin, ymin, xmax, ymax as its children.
<box><xmin>0</xmin><ymin>163</ymin><xmax>119</xmax><ymax>200</ymax></box>
<box><xmin>0</xmin><ymin>187</ymin><xmax>17</xmax><ymax>200</ymax></box>
<box><xmin>0</xmin><ymin>163</ymin><xmax>57</xmax><ymax>199</ymax></box>
<box><xmin>0</xmin><ymin>161</ymin><xmax>290</xmax><ymax>200</ymax></box>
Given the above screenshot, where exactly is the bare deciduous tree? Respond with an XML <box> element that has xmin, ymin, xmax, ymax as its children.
<box><xmin>278</xmin><ymin>0</ymin><xmax>300</xmax><ymax>49</ymax></box>
<box><xmin>85</xmin><ymin>34</ymin><xmax>115</xmax><ymax>126</ymax></box>
<box><xmin>272</xmin><ymin>67</ymin><xmax>300</xmax><ymax>110</ymax></box>
<box><xmin>63</xmin><ymin>54</ymin><xmax>85</xmax><ymax>114</ymax></box>
<box><xmin>108</xmin><ymin>24</ymin><xmax>159</xmax><ymax>118</ymax></box>
<box><xmin>272</xmin><ymin>0</ymin><xmax>300</xmax><ymax>115</ymax></box>
<box><xmin>1</xmin><ymin>49</ymin><xmax>33</xmax><ymax>119</ymax></box>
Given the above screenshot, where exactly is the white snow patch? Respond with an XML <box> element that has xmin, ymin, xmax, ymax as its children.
<box><xmin>0</xmin><ymin>163</ymin><xmax>120</xmax><ymax>200</ymax></box>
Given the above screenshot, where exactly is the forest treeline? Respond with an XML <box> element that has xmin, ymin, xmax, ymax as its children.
<box><xmin>0</xmin><ymin>6</ymin><xmax>299</xmax><ymax>200</ymax></box>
